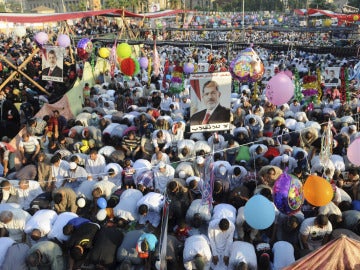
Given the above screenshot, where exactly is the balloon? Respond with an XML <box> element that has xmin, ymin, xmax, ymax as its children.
<box><xmin>303</xmin><ymin>175</ymin><xmax>333</xmax><ymax>207</ymax></box>
<box><xmin>77</xmin><ymin>38</ymin><xmax>93</xmax><ymax>60</ymax></box>
<box><xmin>14</xmin><ymin>27</ymin><xmax>26</xmax><ymax>38</ymax></box>
<box><xmin>34</xmin><ymin>31</ymin><xmax>48</xmax><ymax>45</ymax></box>
<box><xmin>76</xmin><ymin>197</ymin><xmax>86</xmax><ymax>208</ymax></box>
<box><xmin>97</xmin><ymin>197</ymin><xmax>107</xmax><ymax>209</ymax></box>
<box><xmin>284</xmin><ymin>70</ymin><xmax>293</xmax><ymax>79</ymax></box>
<box><xmin>183</xmin><ymin>62</ymin><xmax>195</xmax><ymax>74</ymax></box>
<box><xmin>105</xmin><ymin>208</ymin><xmax>114</xmax><ymax>219</ymax></box>
<box><xmin>323</xmin><ymin>19</ymin><xmax>332</xmax><ymax>27</ymax></box>
<box><xmin>354</xmin><ymin>15</ymin><xmax>359</xmax><ymax>21</ymax></box>
<box><xmin>133</xmin><ymin>57</ymin><xmax>140</xmax><ymax>75</ymax></box>
<box><xmin>116</xmin><ymin>43</ymin><xmax>132</xmax><ymax>59</ymax></box>
<box><xmin>348</xmin><ymin>138</ymin><xmax>360</xmax><ymax>165</ymax></box>
<box><xmin>273</xmin><ymin>172</ymin><xmax>304</xmax><ymax>215</ymax></box>
<box><xmin>229</xmin><ymin>47</ymin><xmax>264</xmax><ymax>82</ymax></box>
<box><xmin>265</xmin><ymin>72</ymin><xmax>294</xmax><ymax>105</ymax></box>
<box><xmin>120</xmin><ymin>57</ymin><xmax>136</xmax><ymax>76</ymax></box>
<box><xmin>139</xmin><ymin>57</ymin><xmax>149</xmax><ymax>69</ymax></box>
<box><xmin>96</xmin><ymin>209</ymin><xmax>107</xmax><ymax>221</ymax></box>
<box><xmin>244</xmin><ymin>195</ymin><xmax>275</xmax><ymax>230</ymax></box>
<box><xmin>57</xmin><ymin>34</ymin><xmax>70</xmax><ymax>48</ymax></box>
<box><xmin>98</xmin><ymin>47</ymin><xmax>110</xmax><ymax>58</ymax></box>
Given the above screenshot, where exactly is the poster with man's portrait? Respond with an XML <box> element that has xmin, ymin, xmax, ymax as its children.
<box><xmin>323</xmin><ymin>67</ymin><xmax>341</xmax><ymax>87</ymax></box>
<box><xmin>42</xmin><ymin>46</ymin><xmax>64</xmax><ymax>83</ymax></box>
<box><xmin>189</xmin><ymin>72</ymin><xmax>232</xmax><ymax>132</ymax></box>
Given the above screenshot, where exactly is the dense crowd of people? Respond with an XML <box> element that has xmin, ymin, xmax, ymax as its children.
<box><xmin>0</xmin><ymin>19</ymin><xmax>360</xmax><ymax>270</ymax></box>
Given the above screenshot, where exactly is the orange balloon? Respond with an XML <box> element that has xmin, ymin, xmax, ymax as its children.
<box><xmin>303</xmin><ymin>175</ymin><xmax>333</xmax><ymax>206</ymax></box>
<box><xmin>105</xmin><ymin>208</ymin><xmax>114</xmax><ymax>219</ymax></box>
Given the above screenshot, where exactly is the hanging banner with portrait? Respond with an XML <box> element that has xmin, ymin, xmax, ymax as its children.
<box><xmin>323</xmin><ymin>67</ymin><xmax>341</xmax><ymax>88</ymax></box>
<box><xmin>42</xmin><ymin>46</ymin><xmax>64</xmax><ymax>83</ymax></box>
<box><xmin>189</xmin><ymin>72</ymin><xmax>232</xmax><ymax>132</ymax></box>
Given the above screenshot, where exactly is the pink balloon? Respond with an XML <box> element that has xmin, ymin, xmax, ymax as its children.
<box><xmin>34</xmin><ymin>32</ymin><xmax>48</xmax><ymax>45</ymax></box>
<box><xmin>284</xmin><ymin>70</ymin><xmax>293</xmax><ymax>79</ymax></box>
<box><xmin>348</xmin><ymin>138</ymin><xmax>360</xmax><ymax>166</ymax></box>
<box><xmin>265</xmin><ymin>72</ymin><xmax>294</xmax><ymax>105</ymax></box>
<box><xmin>57</xmin><ymin>34</ymin><xmax>71</xmax><ymax>48</ymax></box>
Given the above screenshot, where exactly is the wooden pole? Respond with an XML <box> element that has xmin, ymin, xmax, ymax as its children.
<box><xmin>0</xmin><ymin>48</ymin><xmax>50</xmax><ymax>95</ymax></box>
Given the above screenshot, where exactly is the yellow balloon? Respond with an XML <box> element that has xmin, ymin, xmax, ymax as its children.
<box><xmin>116</xmin><ymin>43</ymin><xmax>132</xmax><ymax>59</ymax></box>
<box><xmin>323</xmin><ymin>19</ymin><xmax>332</xmax><ymax>27</ymax></box>
<box><xmin>99</xmin><ymin>47</ymin><xmax>110</xmax><ymax>58</ymax></box>
<box><xmin>354</xmin><ymin>15</ymin><xmax>359</xmax><ymax>21</ymax></box>
<box><xmin>303</xmin><ymin>175</ymin><xmax>333</xmax><ymax>207</ymax></box>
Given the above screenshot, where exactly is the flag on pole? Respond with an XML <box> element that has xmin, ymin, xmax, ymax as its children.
<box><xmin>153</xmin><ymin>37</ymin><xmax>160</xmax><ymax>77</ymax></box>
<box><xmin>158</xmin><ymin>195</ymin><xmax>170</xmax><ymax>270</ymax></box>
<box><xmin>201</xmin><ymin>154</ymin><xmax>214</xmax><ymax>207</ymax></box>
<box><xmin>109</xmin><ymin>39</ymin><xmax>117</xmax><ymax>79</ymax></box>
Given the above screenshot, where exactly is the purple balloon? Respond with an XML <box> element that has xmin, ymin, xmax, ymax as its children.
<box><xmin>57</xmin><ymin>34</ymin><xmax>71</xmax><ymax>48</ymax></box>
<box><xmin>77</xmin><ymin>38</ymin><xmax>93</xmax><ymax>60</ymax></box>
<box><xmin>34</xmin><ymin>32</ymin><xmax>48</xmax><ymax>45</ymax></box>
<box><xmin>273</xmin><ymin>172</ymin><xmax>303</xmax><ymax>215</ymax></box>
<box><xmin>77</xmin><ymin>38</ymin><xmax>92</xmax><ymax>50</ymax></box>
<box><xmin>183</xmin><ymin>62</ymin><xmax>194</xmax><ymax>74</ymax></box>
<box><xmin>139</xmin><ymin>57</ymin><xmax>149</xmax><ymax>69</ymax></box>
<box><xmin>265</xmin><ymin>72</ymin><xmax>294</xmax><ymax>105</ymax></box>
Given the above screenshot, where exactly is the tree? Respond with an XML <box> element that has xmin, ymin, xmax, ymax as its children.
<box><xmin>103</xmin><ymin>0</ymin><xmax>128</xmax><ymax>9</ymax></box>
<box><xmin>309</xmin><ymin>0</ymin><xmax>335</xmax><ymax>10</ymax></box>
<box><xmin>68</xmin><ymin>0</ymin><xmax>87</xmax><ymax>11</ymax></box>
<box><xmin>0</xmin><ymin>4</ymin><xmax>6</xmax><ymax>12</ymax></box>
<box><xmin>348</xmin><ymin>0</ymin><xmax>360</xmax><ymax>9</ymax></box>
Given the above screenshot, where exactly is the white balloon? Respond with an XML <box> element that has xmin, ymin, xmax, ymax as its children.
<box><xmin>76</xmin><ymin>198</ymin><xmax>86</xmax><ymax>208</ymax></box>
<box><xmin>14</xmin><ymin>27</ymin><xmax>26</xmax><ymax>38</ymax></box>
<box><xmin>96</xmin><ymin>209</ymin><xmax>107</xmax><ymax>221</ymax></box>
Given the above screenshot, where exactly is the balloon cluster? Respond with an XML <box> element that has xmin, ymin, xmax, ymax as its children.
<box><xmin>229</xmin><ymin>47</ymin><xmax>265</xmax><ymax>82</ymax></box>
<box><xmin>115</xmin><ymin>43</ymin><xmax>140</xmax><ymax>77</ymax></box>
<box><xmin>169</xmin><ymin>66</ymin><xmax>184</xmax><ymax>94</ymax></box>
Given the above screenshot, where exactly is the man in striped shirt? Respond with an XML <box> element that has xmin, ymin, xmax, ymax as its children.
<box><xmin>121</xmin><ymin>131</ymin><xmax>141</xmax><ymax>160</ymax></box>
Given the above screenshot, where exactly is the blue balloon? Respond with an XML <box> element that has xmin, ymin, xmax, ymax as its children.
<box><xmin>352</xmin><ymin>200</ymin><xmax>360</xmax><ymax>211</ymax></box>
<box><xmin>97</xmin><ymin>197</ymin><xmax>107</xmax><ymax>209</ymax></box>
<box><xmin>244</xmin><ymin>195</ymin><xmax>275</xmax><ymax>230</ymax></box>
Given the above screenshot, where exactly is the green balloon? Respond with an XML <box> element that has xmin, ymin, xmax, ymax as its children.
<box><xmin>133</xmin><ymin>58</ymin><xmax>140</xmax><ymax>75</ymax></box>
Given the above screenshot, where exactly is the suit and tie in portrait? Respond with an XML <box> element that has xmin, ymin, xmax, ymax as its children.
<box><xmin>190</xmin><ymin>103</ymin><xmax>230</xmax><ymax>125</ymax></box>
<box><xmin>42</xmin><ymin>65</ymin><xmax>63</xmax><ymax>78</ymax></box>
<box><xmin>42</xmin><ymin>48</ymin><xmax>64</xmax><ymax>82</ymax></box>
<box><xmin>190</xmin><ymin>79</ymin><xmax>231</xmax><ymax>127</ymax></box>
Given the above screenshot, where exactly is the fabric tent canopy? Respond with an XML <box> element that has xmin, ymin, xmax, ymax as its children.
<box><xmin>294</xmin><ymin>8</ymin><xmax>360</xmax><ymax>23</ymax></box>
<box><xmin>283</xmin><ymin>235</ymin><xmax>360</xmax><ymax>270</ymax></box>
